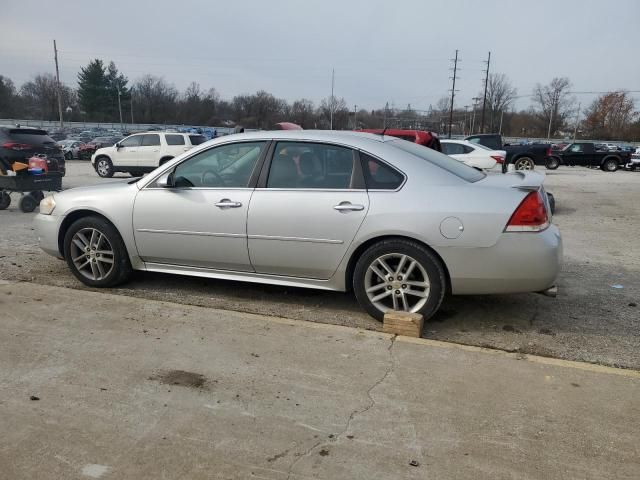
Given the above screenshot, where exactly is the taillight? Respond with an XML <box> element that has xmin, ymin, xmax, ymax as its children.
<box><xmin>505</xmin><ymin>191</ymin><xmax>549</xmax><ymax>232</ymax></box>
<box><xmin>490</xmin><ymin>155</ymin><xmax>504</xmax><ymax>164</ymax></box>
<box><xmin>546</xmin><ymin>147</ymin><xmax>552</xmax><ymax>156</ymax></box>
<box><xmin>2</xmin><ymin>142</ymin><xmax>33</xmax><ymax>151</ymax></box>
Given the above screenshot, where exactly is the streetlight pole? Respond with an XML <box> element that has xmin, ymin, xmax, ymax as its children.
<box><xmin>573</xmin><ymin>102</ymin><xmax>581</xmax><ymax>141</ymax></box>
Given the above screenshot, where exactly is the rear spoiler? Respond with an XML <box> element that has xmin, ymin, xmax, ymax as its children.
<box><xmin>509</xmin><ymin>171</ymin><xmax>545</xmax><ymax>191</ymax></box>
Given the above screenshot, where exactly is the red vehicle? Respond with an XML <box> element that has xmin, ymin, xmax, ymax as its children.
<box><xmin>357</xmin><ymin>129</ymin><xmax>441</xmax><ymax>152</ymax></box>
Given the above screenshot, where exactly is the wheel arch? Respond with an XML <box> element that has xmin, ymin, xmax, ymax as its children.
<box><xmin>601</xmin><ymin>155</ymin><xmax>621</xmax><ymax>166</ymax></box>
<box><xmin>344</xmin><ymin>234</ymin><xmax>451</xmax><ymax>294</ymax></box>
<box><xmin>57</xmin><ymin>209</ymin><xmax>124</xmax><ymax>258</ymax></box>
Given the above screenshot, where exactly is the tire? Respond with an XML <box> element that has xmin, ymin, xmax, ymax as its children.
<box><xmin>63</xmin><ymin>216</ymin><xmax>132</xmax><ymax>288</ymax></box>
<box><xmin>65</xmin><ymin>151</ymin><xmax>73</xmax><ymax>160</ymax></box>
<box><xmin>0</xmin><ymin>191</ymin><xmax>10</xmax><ymax>210</ymax></box>
<box><xmin>129</xmin><ymin>171</ymin><xmax>143</xmax><ymax>177</ymax></box>
<box><xmin>546</xmin><ymin>192</ymin><xmax>556</xmax><ymax>214</ymax></box>
<box><xmin>30</xmin><ymin>191</ymin><xmax>45</xmax><ymax>203</ymax></box>
<box><xmin>514</xmin><ymin>157</ymin><xmax>535</xmax><ymax>170</ymax></box>
<box><xmin>601</xmin><ymin>158</ymin><xmax>618</xmax><ymax>172</ymax></box>
<box><xmin>545</xmin><ymin>156</ymin><xmax>560</xmax><ymax>170</ymax></box>
<box><xmin>18</xmin><ymin>194</ymin><xmax>38</xmax><ymax>213</ymax></box>
<box><xmin>95</xmin><ymin>156</ymin><xmax>114</xmax><ymax>178</ymax></box>
<box><xmin>353</xmin><ymin>239</ymin><xmax>446</xmax><ymax>322</ymax></box>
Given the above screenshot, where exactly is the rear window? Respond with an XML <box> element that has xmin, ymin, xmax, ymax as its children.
<box><xmin>389</xmin><ymin>139</ymin><xmax>486</xmax><ymax>182</ymax></box>
<box><xmin>165</xmin><ymin>134</ymin><xmax>185</xmax><ymax>145</ymax></box>
<box><xmin>189</xmin><ymin>135</ymin><xmax>206</xmax><ymax>145</ymax></box>
<box><xmin>7</xmin><ymin>129</ymin><xmax>55</xmax><ymax>145</ymax></box>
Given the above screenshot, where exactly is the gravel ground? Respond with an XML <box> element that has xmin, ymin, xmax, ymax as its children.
<box><xmin>1</xmin><ymin>161</ymin><xmax>638</xmax><ymax>369</ymax></box>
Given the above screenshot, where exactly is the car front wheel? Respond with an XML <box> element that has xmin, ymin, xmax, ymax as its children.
<box><xmin>63</xmin><ymin>216</ymin><xmax>132</xmax><ymax>287</ymax></box>
<box><xmin>601</xmin><ymin>158</ymin><xmax>618</xmax><ymax>172</ymax></box>
<box><xmin>353</xmin><ymin>239</ymin><xmax>446</xmax><ymax>321</ymax></box>
<box><xmin>95</xmin><ymin>157</ymin><xmax>114</xmax><ymax>178</ymax></box>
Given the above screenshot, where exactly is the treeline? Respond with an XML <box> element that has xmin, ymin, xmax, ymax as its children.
<box><xmin>0</xmin><ymin>59</ymin><xmax>638</xmax><ymax>140</ymax></box>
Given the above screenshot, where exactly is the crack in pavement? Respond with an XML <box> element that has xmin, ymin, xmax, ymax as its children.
<box><xmin>285</xmin><ymin>335</ymin><xmax>397</xmax><ymax>479</ymax></box>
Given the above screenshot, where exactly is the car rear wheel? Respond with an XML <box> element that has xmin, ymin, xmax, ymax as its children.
<box><xmin>601</xmin><ymin>158</ymin><xmax>618</xmax><ymax>172</ymax></box>
<box><xmin>514</xmin><ymin>157</ymin><xmax>535</xmax><ymax>170</ymax></box>
<box><xmin>63</xmin><ymin>216</ymin><xmax>132</xmax><ymax>287</ymax></box>
<box><xmin>353</xmin><ymin>239</ymin><xmax>446</xmax><ymax>322</ymax></box>
<box><xmin>95</xmin><ymin>157</ymin><xmax>114</xmax><ymax>178</ymax></box>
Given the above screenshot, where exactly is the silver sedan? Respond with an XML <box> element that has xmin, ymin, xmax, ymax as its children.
<box><xmin>35</xmin><ymin>130</ymin><xmax>562</xmax><ymax>320</ymax></box>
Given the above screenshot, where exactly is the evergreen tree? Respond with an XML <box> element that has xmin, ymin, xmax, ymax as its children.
<box><xmin>77</xmin><ymin>59</ymin><xmax>108</xmax><ymax>120</ymax></box>
<box><xmin>105</xmin><ymin>61</ymin><xmax>129</xmax><ymax>121</ymax></box>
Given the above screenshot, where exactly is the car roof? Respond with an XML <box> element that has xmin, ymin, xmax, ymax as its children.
<box><xmin>219</xmin><ymin>129</ymin><xmax>390</xmax><ymax>147</ymax></box>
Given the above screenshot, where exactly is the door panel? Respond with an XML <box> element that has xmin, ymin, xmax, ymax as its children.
<box><xmin>247</xmin><ymin>190</ymin><xmax>369</xmax><ymax>279</ymax></box>
<box><xmin>133</xmin><ymin>188</ymin><xmax>254</xmax><ymax>271</ymax></box>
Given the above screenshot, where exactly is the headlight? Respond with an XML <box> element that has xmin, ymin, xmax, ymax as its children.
<box><xmin>40</xmin><ymin>196</ymin><xmax>56</xmax><ymax>215</ymax></box>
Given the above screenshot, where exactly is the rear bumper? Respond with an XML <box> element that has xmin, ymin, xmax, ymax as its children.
<box><xmin>441</xmin><ymin>225</ymin><xmax>563</xmax><ymax>295</ymax></box>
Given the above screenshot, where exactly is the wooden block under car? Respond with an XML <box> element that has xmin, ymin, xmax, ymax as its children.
<box><xmin>382</xmin><ymin>311</ymin><xmax>424</xmax><ymax>337</ymax></box>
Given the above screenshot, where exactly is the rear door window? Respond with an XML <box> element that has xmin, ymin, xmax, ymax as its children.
<box><xmin>165</xmin><ymin>134</ymin><xmax>185</xmax><ymax>145</ymax></box>
<box><xmin>189</xmin><ymin>135</ymin><xmax>206</xmax><ymax>145</ymax></box>
<box><xmin>141</xmin><ymin>134</ymin><xmax>160</xmax><ymax>146</ymax></box>
<box><xmin>267</xmin><ymin>142</ymin><xmax>356</xmax><ymax>189</ymax></box>
<box><xmin>441</xmin><ymin>143</ymin><xmax>466</xmax><ymax>155</ymax></box>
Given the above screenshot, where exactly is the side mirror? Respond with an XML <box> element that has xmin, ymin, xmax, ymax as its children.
<box><xmin>156</xmin><ymin>171</ymin><xmax>174</xmax><ymax>188</ymax></box>
<box><xmin>115</xmin><ymin>142</ymin><xmax>121</xmax><ymax>149</ymax></box>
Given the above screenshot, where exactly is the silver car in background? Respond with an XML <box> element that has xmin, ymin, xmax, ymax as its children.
<box><xmin>35</xmin><ymin>131</ymin><xmax>562</xmax><ymax>320</ymax></box>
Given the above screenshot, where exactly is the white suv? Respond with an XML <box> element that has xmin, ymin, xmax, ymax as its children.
<box><xmin>91</xmin><ymin>132</ymin><xmax>207</xmax><ymax>177</ymax></box>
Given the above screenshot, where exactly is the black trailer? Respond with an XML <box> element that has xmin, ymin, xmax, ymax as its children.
<box><xmin>0</xmin><ymin>172</ymin><xmax>63</xmax><ymax>212</ymax></box>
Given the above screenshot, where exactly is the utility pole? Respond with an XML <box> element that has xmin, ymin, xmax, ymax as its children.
<box><xmin>117</xmin><ymin>89</ymin><xmax>124</xmax><ymax>132</ymax></box>
<box><xmin>480</xmin><ymin>51</ymin><xmax>491</xmax><ymax>133</ymax></box>
<box><xmin>463</xmin><ymin>105</ymin><xmax>469</xmax><ymax>135</ymax></box>
<box><xmin>329</xmin><ymin>68</ymin><xmax>335</xmax><ymax>130</ymax></box>
<box><xmin>573</xmin><ymin>102</ymin><xmax>581</xmax><ymax>141</ymax></box>
<box><xmin>53</xmin><ymin>40</ymin><xmax>64</xmax><ymax>128</ymax></box>
<box><xmin>547</xmin><ymin>108</ymin><xmax>554</xmax><ymax>139</ymax></box>
<box><xmin>353</xmin><ymin>104</ymin><xmax>357</xmax><ymax>129</ymax></box>
<box><xmin>130</xmin><ymin>90</ymin><xmax>134</xmax><ymax>124</ymax></box>
<box><xmin>471</xmin><ymin>96</ymin><xmax>481</xmax><ymax>134</ymax></box>
<box><xmin>499</xmin><ymin>110</ymin><xmax>505</xmax><ymax>135</ymax></box>
<box><xmin>447</xmin><ymin>49</ymin><xmax>459</xmax><ymax>139</ymax></box>
<box><xmin>383</xmin><ymin>102</ymin><xmax>389</xmax><ymax>128</ymax></box>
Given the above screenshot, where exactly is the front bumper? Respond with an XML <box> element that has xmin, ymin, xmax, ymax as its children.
<box><xmin>34</xmin><ymin>213</ymin><xmax>64</xmax><ymax>258</ymax></box>
<box><xmin>441</xmin><ymin>224</ymin><xmax>563</xmax><ymax>295</ymax></box>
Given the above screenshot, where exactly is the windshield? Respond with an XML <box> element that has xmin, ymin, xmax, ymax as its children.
<box><xmin>388</xmin><ymin>139</ymin><xmax>486</xmax><ymax>182</ymax></box>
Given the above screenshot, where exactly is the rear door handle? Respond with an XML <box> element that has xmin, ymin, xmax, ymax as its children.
<box><xmin>215</xmin><ymin>199</ymin><xmax>242</xmax><ymax>208</ymax></box>
<box><xmin>333</xmin><ymin>203</ymin><xmax>365</xmax><ymax>212</ymax></box>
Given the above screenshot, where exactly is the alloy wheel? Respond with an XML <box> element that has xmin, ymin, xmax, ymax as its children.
<box><xmin>69</xmin><ymin>228</ymin><xmax>115</xmax><ymax>281</ymax></box>
<box><xmin>516</xmin><ymin>158</ymin><xmax>534</xmax><ymax>170</ymax></box>
<box><xmin>97</xmin><ymin>159</ymin><xmax>111</xmax><ymax>177</ymax></box>
<box><xmin>364</xmin><ymin>253</ymin><xmax>430</xmax><ymax>314</ymax></box>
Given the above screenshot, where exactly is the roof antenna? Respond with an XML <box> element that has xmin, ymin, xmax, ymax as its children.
<box><xmin>381</xmin><ymin>127</ymin><xmax>387</xmax><ymax>137</ymax></box>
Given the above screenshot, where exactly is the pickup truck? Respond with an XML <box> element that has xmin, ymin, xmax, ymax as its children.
<box><xmin>545</xmin><ymin>142</ymin><xmax>631</xmax><ymax>171</ymax></box>
<box><xmin>465</xmin><ymin>133</ymin><xmax>551</xmax><ymax>171</ymax></box>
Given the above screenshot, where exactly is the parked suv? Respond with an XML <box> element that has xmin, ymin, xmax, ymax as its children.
<box><xmin>91</xmin><ymin>132</ymin><xmax>207</xmax><ymax>177</ymax></box>
<box><xmin>0</xmin><ymin>126</ymin><xmax>65</xmax><ymax>175</ymax></box>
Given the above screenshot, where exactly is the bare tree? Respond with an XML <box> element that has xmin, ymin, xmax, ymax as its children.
<box><xmin>290</xmin><ymin>98</ymin><xmax>315</xmax><ymax>128</ymax></box>
<box><xmin>583</xmin><ymin>91</ymin><xmax>637</xmax><ymax>139</ymax></box>
<box><xmin>319</xmin><ymin>96</ymin><xmax>348</xmax><ymax>129</ymax></box>
<box><xmin>133</xmin><ymin>75</ymin><xmax>178</xmax><ymax>123</ymax></box>
<box><xmin>532</xmin><ymin>77</ymin><xmax>575</xmax><ymax>137</ymax></box>
<box><xmin>484</xmin><ymin>73</ymin><xmax>517</xmax><ymax>131</ymax></box>
<box><xmin>0</xmin><ymin>75</ymin><xmax>17</xmax><ymax>116</ymax></box>
<box><xmin>20</xmin><ymin>74</ymin><xmax>74</xmax><ymax>120</ymax></box>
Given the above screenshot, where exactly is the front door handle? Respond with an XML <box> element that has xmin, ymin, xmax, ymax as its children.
<box><xmin>215</xmin><ymin>199</ymin><xmax>242</xmax><ymax>208</ymax></box>
<box><xmin>333</xmin><ymin>202</ymin><xmax>365</xmax><ymax>212</ymax></box>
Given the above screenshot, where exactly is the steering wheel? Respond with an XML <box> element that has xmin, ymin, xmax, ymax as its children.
<box><xmin>201</xmin><ymin>169</ymin><xmax>224</xmax><ymax>186</ymax></box>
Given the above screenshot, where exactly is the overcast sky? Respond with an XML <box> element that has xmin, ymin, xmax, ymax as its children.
<box><xmin>1</xmin><ymin>0</ymin><xmax>639</xmax><ymax>112</ymax></box>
